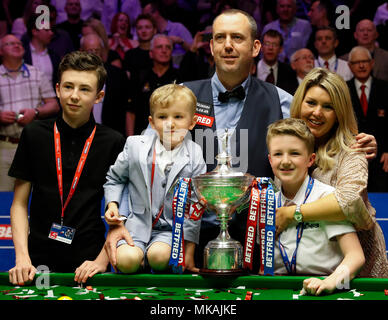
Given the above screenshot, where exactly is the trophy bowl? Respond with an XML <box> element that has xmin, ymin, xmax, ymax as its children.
<box><xmin>192</xmin><ymin>167</ymin><xmax>254</xmax><ymax>275</ymax></box>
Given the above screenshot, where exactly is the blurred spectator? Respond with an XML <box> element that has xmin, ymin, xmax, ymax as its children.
<box><xmin>109</xmin><ymin>12</ymin><xmax>138</xmax><ymax>62</ymax></box>
<box><xmin>0</xmin><ymin>34</ymin><xmax>59</xmax><ymax>191</ymax></box>
<box><xmin>347</xmin><ymin>46</ymin><xmax>388</xmax><ymax>192</ymax></box>
<box><xmin>101</xmin><ymin>0</ymin><xmax>141</xmax><ymax>38</ymax></box>
<box><xmin>261</xmin><ymin>0</ymin><xmax>312</xmax><ymax>63</ymax></box>
<box><xmin>373</xmin><ymin>2</ymin><xmax>388</xmax><ymax>26</ymax></box>
<box><xmin>51</xmin><ymin>0</ymin><xmax>103</xmax><ymax>24</ymax></box>
<box><xmin>123</xmin><ymin>14</ymin><xmax>157</xmax><ymax>81</ymax></box>
<box><xmin>306</xmin><ymin>0</ymin><xmax>353</xmax><ymax>57</ymax></box>
<box><xmin>197</xmin><ymin>0</ymin><xmax>239</xmax><ymax>30</ymax></box>
<box><xmin>179</xmin><ymin>26</ymin><xmax>215</xmax><ymax>82</ymax></box>
<box><xmin>82</xmin><ymin>17</ymin><xmax>122</xmax><ymax>69</ymax></box>
<box><xmin>295</xmin><ymin>0</ymin><xmax>312</xmax><ymax>20</ymax></box>
<box><xmin>56</xmin><ymin>0</ymin><xmax>83</xmax><ymax>50</ymax></box>
<box><xmin>46</xmin><ymin>4</ymin><xmax>74</xmax><ymax>59</ymax></box>
<box><xmin>289</xmin><ymin>48</ymin><xmax>315</xmax><ymax>94</ymax></box>
<box><xmin>256</xmin><ymin>29</ymin><xmax>296</xmax><ymax>94</ymax></box>
<box><xmin>314</xmin><ymin>26</ymin><xmax>353</xmax><ymax>81</ymax></box>
<box><xmin>342</xmin><ymin>19</ymin><xmax>388</xmax><ymax>82</ymax></box>
<box><xmin>11</xmin><ymin>0</ymin><xmax>44</xmax><ymax>39</ymax></box>
<box><xmin>128</xmin><ymin>34</ymin><xmax>181</xmax><ymax>135</ymax></box>
<box><xmin>23</xmin><ymin>13</ymin><xmax>61</xmax><ymax>89</ymax></box>
<box><xmin>143</xmin><ymin>1</ymin><xmax>193</xmax><ymax>68</ymax></box>
<box><xmin>80</xmin><ymin>34</ymin><xmax>131</xmax><ymax>137</ymax></box>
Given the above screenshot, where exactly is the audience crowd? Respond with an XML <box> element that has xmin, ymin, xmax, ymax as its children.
<box><xmin>1</xmin><ymin>0</ymin><xmax>388</xmax><ymax>192</ymax></box>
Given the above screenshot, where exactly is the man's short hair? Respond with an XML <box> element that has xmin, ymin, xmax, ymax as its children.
<box><xmin>135</xmin><ymin>13</ymin><xmax>157</xmax><ymax>29</ymax></box>
<box><xmin>214</xmin><ymin>9</ymin><xmax>258</xmax><ymax>40</ymax></box>
<box><xmin>150</xmin><ymin>34</ymin><xmax>173</xmax><ymax>50</ymax></box>
<box><xmin>266</xmin><ymin>118</ymin><xmax>315</xmax><ymax>154</ymax></box>
<box><xmin>348</xmin><ymin>46</ymin><xmax>372</xmax><ymax>61</ymax></box>
<box><xmin>262</xmin><ymin>29</ymin><xmax>284</xmax><ymax>47</ymax></box>
<box><xmin>315</xmin><ymin>26</ymin><xmax>337</xmax><ymax>40</ymax></box>
<box><xmin>58</xmin><ymin>51</ymin><xmax>107</xmax><ymax>92</ymax></box>
<box><xmin>149</xmin><ymin>83</ymin><xmax>197</xmax><ymax>116</ymax></box>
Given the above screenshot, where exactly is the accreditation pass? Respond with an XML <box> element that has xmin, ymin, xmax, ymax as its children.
<box><xmin>48</xmin><ymin>223</ymin><xmax>76</xmax><ymax>244</ymax></box>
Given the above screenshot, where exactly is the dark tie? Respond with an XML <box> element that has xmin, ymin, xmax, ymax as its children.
<box><xmin>218</xmin><ymin>86</ymin><xmax>246</xmax><ymax>103</ymax></box>
<box><xmin>324</xmin><ymin>60</ymin><xmax>329</xmax><ymax>69</ymax></box>
<box><xmin>265</xmin><ymin>68</ymin><xmax>275</xmax><ymax>84</ymax></box>
<box><xmin>360</xmin><ymin>84</ymin><xmax>368</xmax><ymax>116</ymax></box>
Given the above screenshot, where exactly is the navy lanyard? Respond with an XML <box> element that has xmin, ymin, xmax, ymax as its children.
<box><xmin>277</xmin><ymin>176</ymin><xmax>314</xmax><ymax>274</ymax></box>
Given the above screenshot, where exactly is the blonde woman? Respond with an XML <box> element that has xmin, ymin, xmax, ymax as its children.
<box><xmin>275</xmin><ymin>68</ymin><xmax>388</xmax><ymax>278</ymax></box>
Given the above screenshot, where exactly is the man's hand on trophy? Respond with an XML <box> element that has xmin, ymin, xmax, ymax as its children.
<box><xmin>275</xmin><ymin>205</ymin><xmax>295</xmax><ymax>238</ymax></box>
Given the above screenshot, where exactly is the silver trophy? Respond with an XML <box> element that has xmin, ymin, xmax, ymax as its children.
<box><xmin>192</xmin><ymin>130</ymin><xmax>254</xmax><ymax>274</ymax></box>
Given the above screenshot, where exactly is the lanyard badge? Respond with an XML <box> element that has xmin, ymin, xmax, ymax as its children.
<box><xmin>48</xmin><ymin>122</ymin><xmax>96</xmax><ymax>245</ymax></box>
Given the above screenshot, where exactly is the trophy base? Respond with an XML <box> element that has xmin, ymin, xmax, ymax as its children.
<box><xmin>199</xmin><ymin>268</ymin><xmax>247</xmax><ymax>277</ymax></box>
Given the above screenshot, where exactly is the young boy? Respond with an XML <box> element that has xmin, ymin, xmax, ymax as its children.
<box><xmin>266</xmin><ymin>118</ymin><xmax>365</xmax><ymax>295</ymax></box>
<box><xmin>104</xmin><ymin>84</ymin><xmax>206</xmax><ymax>274</ymax></box>
<box><xmin>8</xmin><ymin>51</ymin><xmax>125</xmax><ymax>285</ymax></box>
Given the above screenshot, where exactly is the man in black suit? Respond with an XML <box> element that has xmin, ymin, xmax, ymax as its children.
<box><xmin>256</xmin><ymin>29</ymin><xmax>297</xmax><ymax>95</ymax></box>
<box><xmin>347</xmin><ymin>46</ymin><xmax>388</xmax><ymax>192</ymax></box>
<box><xmin>80</xmin><ymin>34</ymin><xmax>131</xmax><ymax>137</ymax></box>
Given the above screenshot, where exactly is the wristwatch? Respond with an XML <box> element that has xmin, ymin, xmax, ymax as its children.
<box><xmin>294</xmin><ymin>204</ymin><xmax>303</xmax><ymax>223</ymax></box>
<box><xmin>34</xmin><ymin>108</ymin><xmax>40</xmax><ymax>119</ymax></box>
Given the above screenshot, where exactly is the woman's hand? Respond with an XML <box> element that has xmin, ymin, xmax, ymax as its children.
<box><xmin>352</xmin><ymin>133</ymin><xmax>377</xmax><ymax>160</ymax></box>
<box><xmin>275</xmin><ymin>205</ymin><xmax>295</xmax><ymax>238</ymax></box>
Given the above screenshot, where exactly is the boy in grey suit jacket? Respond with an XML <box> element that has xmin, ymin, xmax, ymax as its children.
<box><xmin>104</xmin><ymin>84</ymin><xmax>206</xmax><ymax>273</ymax></box>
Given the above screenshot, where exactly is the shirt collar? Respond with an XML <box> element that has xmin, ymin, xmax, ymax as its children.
<box><xmin>280</xmin><ymin>175</ymin><xmax>310</xmax><ymax>206</ymax></box>
<box><xmin>211</xmin><ymin>72</ymin><xmax>250</xmax><ymax>97</ymax></box>
<box><xmin>56</xmin><ymin>113</ymin><xmax>96</xmax><ymax>138</ymax></box>
<box><xmin>355</xmin><ymin>76</ymin><xmax>372</xmax><ymax>90</ymax></box>
<box><xmin>318</xmin><ymin>54</ymin><xmax>336</xmax><ymax>66</ymax></box>
<box><xmin>260</xmin><ymin>60</ymin><xmax>278</xmax><ymax>71</ymax></box>
<box><xmin>30</xmin><ymin>43</ymin><xmax>48</xmax><ymax>55</ymax></box>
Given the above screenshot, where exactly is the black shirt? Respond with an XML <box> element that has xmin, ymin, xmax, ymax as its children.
<box><xmin>9</xmin><ymin>114</ymin><xmax>125</xmax><ymax>271</ymax></box>
<box><xmin>130</xmin><ymin>67</ymin><xmax>181</xmax><ymax>135</ymax></box>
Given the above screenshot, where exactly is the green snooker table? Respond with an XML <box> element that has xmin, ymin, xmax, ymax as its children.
<box><xmin>0</xmin><ymin>272</ymin><xmax>387</xmax><ymax>301</ymax></box>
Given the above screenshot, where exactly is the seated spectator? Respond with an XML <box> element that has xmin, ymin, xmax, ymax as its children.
<box><xmin>56</xmin><ymin>0</ymin><xmax>83</xmax><ymax>50</ymax></box>
<box><xmin>23</xmin><ymin>13</ymin><xmax>61</xmax><ymax>89</ymax></box>
<box><xmin>289</xmin><ymin>48</ymin><xmax>314</xmax><ymax>94</ymax></box>
<box><xmin>306</xmin><ymin>0</ymin><xmax>353</xmax><ymax>57</ymax></box>
<box><xmin>109</xmin><ymin>12</ymin><xmax>138</xmax><ymax>62</ymax></box>
<box><xmin>179</xmin><ymin>26</ymin><xmax>215</xmax><ymax>82</ymax></box>
<box><xmin>341</xmin><ymin>19</ymin><xmax>388</xmax><ymax>82</ymax></box>
<box><xmin>80</xmin><ymin>34</ymin><xmax>131</xmax><ymax>137</ymax></box>
<box><xmin>82</xmin><ymin>17</ymin><xmax>121</xmax><ymax>69</ymax></box>
<box><xmin>143</xmin><ymin>1</ymin><xmax>193</xmax><ymax>69</ymax></box>
<box><xmin>313</xmin><ymin>26</ymin><xmax>353</xmax><ymax>81</ymax></box>
<box><xmin>257</xmin><ymin>29</ymin><xmax>296</xmax><ymax>95</ymax></box>
<box><xmin>11</xmin><ymin>0</ymin><xmax>45</xmax><ymax>39</ymax></box>
<box><xmin>123</xmin><ymin>14</ymin><xmax>156</xmax><ymax>81</ymax></box>
<box><xmin>0</xmin><ymin>34</ymin><xmax>59</xmax><ymax>191</ymax></box>
<box><xmin>51</xmin><ymin>0</ymin><xmax>103</xmax><ymax>24</ymax></box>
<box><xmin>101</xmin><ymin>0</ymin><xmax>142</xmax><ymax>38</ymax></box>
<box><xmin>261</xmin><ymin>0</ymin><xmax>312</xmax><ymax>63</ymax></box>
<box><xmin>347</xmin><ymin>46</ymin><xmax>388</xmax><ymax>192</ymax></box>
<box><xmin>128</xmin><ymin>34</ymin><xmax>181</xmax><ymax>135</ymax></box>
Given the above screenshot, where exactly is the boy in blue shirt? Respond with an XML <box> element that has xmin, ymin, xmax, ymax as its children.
<box><xmin>267</xmin><ymin>118</ymin><xmax>365</xmax><ymax>295</ymax></box>
<box><xmin>104</xmin><ymin>84</ymin><xmax>206</xmax><ymax>273</ymax></box>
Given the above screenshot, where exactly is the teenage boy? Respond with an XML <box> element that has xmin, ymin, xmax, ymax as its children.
<box><xmin>103</xmin><ymin>84</ymin><xmax>206</xmax><ymax>274</ymax></box>
<box><xmin>8</xmin><ymin>51</ymin><xmax>125</xmax><ymax>285</ymax></box>
<box><xmin>267</xmin><ymin>118</ymin><xmax>365</xmax><ymax>295</ymax></box>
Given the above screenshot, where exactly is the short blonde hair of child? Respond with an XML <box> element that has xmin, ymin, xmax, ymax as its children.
<box><xmin>267</xmin><ymin>118</ymin><xmax>315</xmax><ymax>155</ymax></box>
<box><xmin>149</xmin><ymin>84</ymin><xmax>197</xmax><ymax>116</ymax></box>
<box><xmin>290</xmin><ymin>68</ymin><xmax>358</xmax><ymax>171</ymax></box>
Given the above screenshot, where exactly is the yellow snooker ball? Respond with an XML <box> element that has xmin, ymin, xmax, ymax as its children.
<box><xmin>58</xmin><ymin>296</ymin><xmax>73</xmax><ymax>300</ymax></box>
